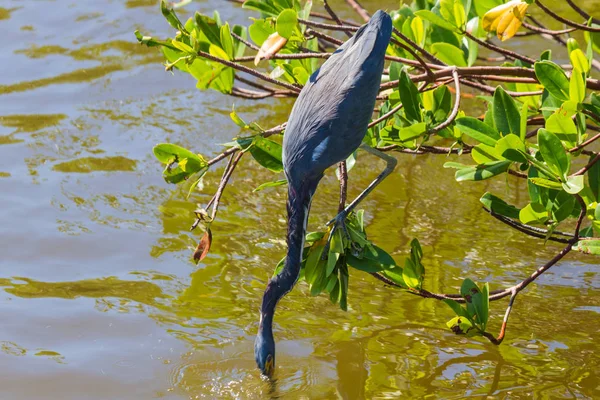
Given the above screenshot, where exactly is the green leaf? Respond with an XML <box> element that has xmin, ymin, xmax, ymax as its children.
<box><xmin>471</xmin><ymin>143</ymin><xmax>502</xmax><ymax>164</ymax></box>
<box><xmin>589</xmin><ymin>154</ymin><xmax>600</xmax><ymax>201</ymax></box>
<box><xmin>220</xmin><ymin>24</ymin><xmax>235</xmax><ymax>59</ymax></box>
<box><xmin>480</xmin><ymin>192</ymin><xmax>521</xmax><ymax>219</ymax></box>
<box><xmin>153</xmin><ymin>143</ymin><xmax>206</xmax><ymax>165</ymax></box>
<box><xmin>230</xmin><ymin>107</ymin><xmax>248</xmax><ymax>128</ymax></box>
<box><xmin>519</xmin><ymin>202</ymin><xmax>548</xmax><ymax>224</ymax></box>
<box><xmin>520</xmin><ymin>103</ymin><xmax>528</xmax><ymax>141</ymax></box>
<box><xmin>171</xmin><ymin>39</ymin><xmax>194</xmax><ymax>54</ymax></box>
<box><xmin>161</xmin><ymin>0</ymin><xmax>185</xmax><ymax>32</ymax></box>
<box><xmin>304</xmin><ymin>245</ymin><xmax>324</xmax><ymax>284</ymax></box>
<box><xmin>454</xmin><ymin>161</ymin><xmax>511</xmax><ymax>181</ymax></box>
<box><xmin>529</xmin><ymin>177</ymin><xmax>563</xmax><ymax>190</ymax></box>
<box><xmin>195</xmin><ymin>12</ymin><xmax>222</xmax><ymax>46</ymax></box>
<box><xmin>249</xmin><ymin>137</ymin><xmax>283</xmax><ymax>172</ymax></box>
<box><xmin>573</xmin><ymin>239</ymin><xmax>600</xmax><ymax>255</ymax></box>
<box><xmin>562</xmin><ymin>175</ymin><xmax>584</xmax><ymax>194</ymax></box>
<box><xmin>402</xmin><ymin>258</ymin><xmax>422</xmax><ymax>290</ymax></box>
<box><xmin>538</xmin><ymin>129</ymin><xmax>570</xmax><ymax>178</ymax></box>
<box><xmin>460</xmin><ymin>278</ymin><xmax>489</xmax><ymax>330</ymax></box>
<box><xmin>242</xmin><ymin>0</ymin><xmax>280</xmax><ymax>17</ymax></box>
<box><xmin>545</xmin><ymin>111</ymin><xmax>578</xmax><ymax>144</ymax></box>
<box><xmin>432</xmin><ymin>85</ymin><xmax>452</xmax><ymax>122</ymax></box>
<box><xmin>495</xmin><ymin>134</ymin><xmax>527</xmax><ymax>163</ymax></box>
<box><xmin>569</xmin><ymin>68</ymin><xmax>586</xmax><ymax>104</ymax></box>
<box><xmin>534</xmin><ymin>61</ymin><xmax>570</xmax><ymax>101</ymax></box>
<box><xmin>276</xmin><ymin>9</ymin><xmax>297</xmax><ymax>39</ymax></box>
<box><xmin>399</xmin><ymin>122</ymin><xmax>427</xmax><ymax>141</ymax></box>
<box><xmin>254</xmin><ymin>179</ymin><xmax>287</xmax><ymax>192</ymax></box>
<box><xmin>446</xmin><ymin>316</ymin><xmax>475</xmax><ymax>335</ymax></box>
<box><xmin>439</xmin><ymin>0</ymin><xmax>466</xmax><ymax>28</ymax></box>
<box><xmin>399</xmin><ymin>70</ymin><xmax>422</xmax><ymax>122</ymax></box>
<box><xmin>455</xmin><ymin>117</ymin><xmax>500</xmax><ymax>146</ymax></box>
<box><xmin>431</xmin><ymin>43</ymin><xmax>467</xmax><ymax>67</ymax></box>
<box><xmin>248</xmin><ymin>18</ymin><xmax>275</xmax><ymax>46</ymax></box>
<box><xmin>443</xmin><ymin>299</ymin><xmax>472</xmax><ymax>320</ymax></box>
<box><xmin>570</xmin><ymin>48</ymin><xmax>590</xmax><ymax>74</ymax></box>
<box><xmin>414</xmin><ymin>10</ymin><xmax>459</xmax><ymax>32</ymax></box>
<box><xmin>135</xmin><ymin>30</ymin><xmax>179</xmax><ymax>51</ymax></box>
<box><xmin>493</xmin><ymin>86</ymin><xmax>521</xmax><ymax>136</ymax></box>
<box><xmin>347</xmin><ymin>245</ymin><xmax>396</xmax><ymax>273</ymax></box>
<box><xmin>305</xmin><ymin>231</ymin><xmax>325</xmax><ymax>243</ymax></box>
<box><xmin>552</xmin><ymin>190</ymin><xmax>576</xmax><ymax>222</ymax></box>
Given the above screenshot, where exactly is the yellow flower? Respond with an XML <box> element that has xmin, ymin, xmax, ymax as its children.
<box><xmin>482</xmin><ymin>0</ymin><xmax>529</xmax><ymax>41</ymax></box>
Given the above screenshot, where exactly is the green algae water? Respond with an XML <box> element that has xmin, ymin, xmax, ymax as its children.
<box><xmin>0</xmin><ymin>0</ymin><xmax>598</xmax><ymax>398</ymax></box>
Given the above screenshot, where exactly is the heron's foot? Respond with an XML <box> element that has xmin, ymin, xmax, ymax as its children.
<box><xmin>321</xmin><ymin>213</ymin><xmax>351</xmax><ymax>259</ymax></box>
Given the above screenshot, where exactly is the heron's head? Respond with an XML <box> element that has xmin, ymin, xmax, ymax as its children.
<box><xmin>368</xmin><ymin>10</ymin><xmax>392</xmax><ymax>41</ymax></box>
<box><xmin>254</xmin><ymin>325</ymin><xmax>275</xmax><ymax>377</ymax></box>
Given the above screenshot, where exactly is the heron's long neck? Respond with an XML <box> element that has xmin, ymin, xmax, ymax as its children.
<box><xmin>259</xmin><ymin>181</ymin><xmax>315</xmax><ymax>336</ymax></box>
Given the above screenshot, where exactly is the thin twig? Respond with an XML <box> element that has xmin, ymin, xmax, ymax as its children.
<box><xmin>464</xmin><ymin>31</ymin><xmax>536</xmax><ymax>64</ymax></box>
<box><xmin>571</xmin><ymin>153</ymin><xmax>600</xmax><ymax>177</ymax></box>
<box><xmin>522</xmin><ymin>22</ymin><xmax>576</xmax><ymax>35</ymax></box>
<box><xmin>429</xmin><ymin>69</ymin><xmax>460</xmax><ymax>133</ymax></box>
<box><xmin>196</xmin><ymin>49</ymin><xmax>302</xmax><ymax>93</ymax></box>
<box><xmin>345</xmin><ymin>0</ymin><xmax>370</xmax><ymax>22</ymax></box>
<box><xmin>209</xmin><ymin>151</ymin><xmax>244</xmax><ymax>220</ymax></box>
<box><xmin>324</xmin><ymin>0</ymin><xmax>353</xmax><ymax>37</ymax></box>
<box><xmin>338</xmin><ymin>161</ymin><xmax>348</xmax><ymax>213</ymax></box>
<box><xmin>565</xmin><ymin>0</ymin><xmax>600</xmax><ymax>24</ymax></box>
<box><xmin>535</xmin><ymin>0</ymin><xmax>600</xmax><ymax>32</ymax></box>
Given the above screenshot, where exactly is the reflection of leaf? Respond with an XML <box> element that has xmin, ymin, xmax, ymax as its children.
<box><xmin>52</xmin><ymin>156</ymin><xmax>137</xmax><ymax>173</ymax></box>
<box><xmin>1</xmin><ymin>277</ymin><xmax>165</xmax><ymax>303</ymax></box>
<box><xmin>193</xmin><ymin>228</ymin><xmax>212</xmax><ymax>263</ymax></box>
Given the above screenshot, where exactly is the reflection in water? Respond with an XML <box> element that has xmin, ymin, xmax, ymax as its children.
<box><xmin>1</xmin><ymin>276</ymin><xmax>167</xmax><ymax>304</ymax></box>
<box><xmin>52</xmin><ymin>156</ymin><xmax>137</xmax><ymax>173</ymax></box>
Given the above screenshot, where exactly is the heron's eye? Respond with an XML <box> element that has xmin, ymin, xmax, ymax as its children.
<box><xmin>265</xmin><ymin>354</ymin><xmax>274</xmax><ymax>376</ymax></box>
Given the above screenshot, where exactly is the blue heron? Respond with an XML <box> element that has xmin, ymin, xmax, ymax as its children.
<box><xmin>255</xmin><ymin>10</ymin><xmax>396</xmax><ymax>377</ymax></box>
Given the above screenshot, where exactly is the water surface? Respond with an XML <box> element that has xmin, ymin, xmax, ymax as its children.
<box><xmin>1</xmin><ymin>0</ymin><xmax>599</xmax><ymax>398</ymax></box>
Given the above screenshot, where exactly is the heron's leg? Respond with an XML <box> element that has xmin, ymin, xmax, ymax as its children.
<box><xmin>326</xmin><ymin>144</ymin><xmax>398</xmax><ymax>226</ymax></box>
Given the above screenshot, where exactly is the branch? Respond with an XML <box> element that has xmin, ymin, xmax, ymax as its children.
<box><xmin>565</xmin><ymin>0</ymin><xmax>600</xmax><ymax>24</ymax></box>
<box><xmin>571</xmin><ymin>153</ymin><xmax>600</xmax><ymax>177</ymax></box>
<box><xmin>344</xmin><ymin>0</ymin><xmax>370</xmax><ymax>22</ymax></box>
<box><xmin>522</xmin><ymin>22</ymin><xmax>576</xmax><ymax>35</ymax></box>
<box><xmin>484</xmin><ymin>207</ymin><xmax>573</xmax><ymax>244</ymax></box>
<box><xmin>535</xmin><ymin>0</ymin><xmax>600</xmax><ymax>32</ymax></box>
<box><xmin>429</xmin><ymin>69</ymin><xmax>460</xmax><ymax>133</ymax></box>
<box><xmin>338</xmin><ymin>161</ymin><xmax>348</xmax><ymax>213</ymax></box>
<box><xmin>464</xmin><ymin>31</ymin><xmax>536</xmax><ymax>64</ymax></box>
<box><xmin>196</xmin><ymin>49</ymin><xmax>301</xmax><ymax>93</ymax></box>
<box><xmin>191</xmin><ymin>150</ymin><xmax>243</xmax><ymax>230</ymax></box>
<box><xmin>324</xmin><ymin>0</ymin><xmax>353</xmax><ymax>37</ymax></box>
